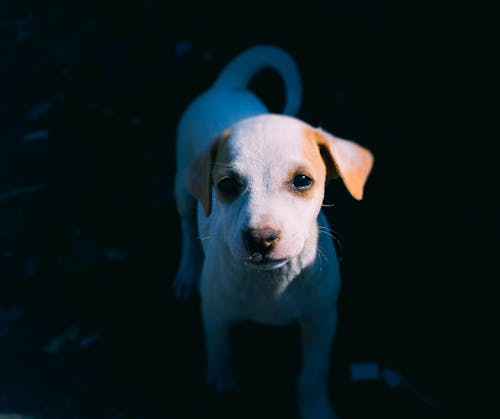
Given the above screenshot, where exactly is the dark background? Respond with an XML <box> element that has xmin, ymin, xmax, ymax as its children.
<box><xmin>0</xmin><ymin>1</ymin><xmax>496</xmax><ymax>418</ymax></box>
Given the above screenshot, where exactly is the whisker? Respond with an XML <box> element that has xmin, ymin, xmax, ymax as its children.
<box><xmin>317</xmin><ymin>246</ymin><xmax>329</xmax><ymax>265</ymax></box>
<box><xmin>322</xmin><ymin>202</ymin><xmax>336</xmax><ymax>208</ymax></box>
<box><xmin>319</xmin><ymin>224</ymin><xmax>345</xmax><ymax>254</ymax></box>
<box><xmin>318</xmin><ymin>225</ymin><xmax>334</xmax><ymax>239</ymax></box>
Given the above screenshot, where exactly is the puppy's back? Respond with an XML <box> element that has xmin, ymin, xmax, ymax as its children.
<box><xmin>176</xmin><ymin>45</ymin><xmax>302</xmax><ymax>170</ymax></box>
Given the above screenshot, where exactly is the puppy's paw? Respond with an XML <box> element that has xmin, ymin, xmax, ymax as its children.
<box><xmin>207</xmin><ymin>362</ymin><xmax>237</xmax><ymax>392</ymax></box>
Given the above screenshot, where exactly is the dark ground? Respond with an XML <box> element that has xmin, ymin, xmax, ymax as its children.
<box><xmin>0</xmin><ymin>1</ymin><xmax>497</xmax><ymax>418</ymax></box>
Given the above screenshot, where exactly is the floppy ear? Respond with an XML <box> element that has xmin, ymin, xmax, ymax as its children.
<box><xmin>183</xmin><ymin>129</ymin><xmax>232</xmax><ymax>216</ymax></box>
<box><xmin>313</xmin><ymin>128</ymin><xmax>374</xmax><ymax>200</ymax></box>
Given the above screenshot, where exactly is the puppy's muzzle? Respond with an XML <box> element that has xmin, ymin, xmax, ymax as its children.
<box><xmin>243</xmin><ymin>227</ymin><xmax>280</xmax><ymax>262</ymax></box>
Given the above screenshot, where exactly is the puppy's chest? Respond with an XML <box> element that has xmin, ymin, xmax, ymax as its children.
<box><xmin>225</xmin><ymin>276</ymin><xmax>302</xmax><ymax>326</ymax></box>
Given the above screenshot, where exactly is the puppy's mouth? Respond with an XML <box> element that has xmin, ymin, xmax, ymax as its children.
<box><xmin>244</xmin><ymin>252</ymin><xmax>288</xmax><ymax>270</ymax></box>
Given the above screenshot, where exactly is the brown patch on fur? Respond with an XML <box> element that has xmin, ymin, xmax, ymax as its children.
<box><xmin>185</xmin><ymin>128</ymin><xmax>232</xmax><ymax>215</ymax></box>
<box><xmin>284</xmin><ymin>130</ymin><xmax>328</xmax><ymax>199</ymax></box>
<box><xmin>212</xmin><ymin>132</ymin><xmax>241</xmax><ymax>205</ymax></box>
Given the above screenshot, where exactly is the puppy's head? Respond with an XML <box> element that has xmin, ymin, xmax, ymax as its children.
<box><xmin>185</xmin><ymin>114</ymin><xmax>373</xmax><ymax>269</ymax></box>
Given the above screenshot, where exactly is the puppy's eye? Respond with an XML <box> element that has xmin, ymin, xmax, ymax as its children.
<box><xmin>291</xmin><ymin>174</ymin><xmax>313</xmax><ymax>190</ymax></box>
<box><xmin>217</xmin><ymin>176</ymin><xmax>241</xmax><ymax>197</ymax></box>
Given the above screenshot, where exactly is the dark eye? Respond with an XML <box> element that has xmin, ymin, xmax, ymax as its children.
<box><xmin>292</xmin><ymin>174</ymin><xmax>313</xmax><ymax>190</ymax></box>
<box><xmin>217</xmin><ymin>176</ymin><xmax>241</xmax><ymax>197</ymax></box>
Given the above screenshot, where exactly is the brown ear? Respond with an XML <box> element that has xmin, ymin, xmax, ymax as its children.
<box><xmin>313</xmin><ymin>128</ymin><xmax>374</xmax><ymax>200</ymax></box>
<box><xmin>183</xmin><ymin>129</ymin><xmax>232</xmax><ymax>216</ymax></box>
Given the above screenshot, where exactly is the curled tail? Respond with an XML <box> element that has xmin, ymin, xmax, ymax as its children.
<box><xmin>212</xmin><ymin>45</ymin><xmax>302</xmax><ymax>116</ymax></box>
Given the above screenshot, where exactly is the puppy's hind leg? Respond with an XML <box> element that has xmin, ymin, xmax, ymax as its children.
<box><xmin>172</xmin><ymin>174</ymin><xmax>203</xmax><ymax>299</ymax></box>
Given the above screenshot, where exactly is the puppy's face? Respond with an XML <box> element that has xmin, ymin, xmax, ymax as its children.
<box><xmin>186</xmin><ymin>114</ymin><xmax>373</xmax><ymax>270</ymax></box>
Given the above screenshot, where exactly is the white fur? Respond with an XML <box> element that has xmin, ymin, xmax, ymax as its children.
<box><xmin>173</xmin><ymin>45</ymin><xmax>373</xmax><ymax>419</ymax></box>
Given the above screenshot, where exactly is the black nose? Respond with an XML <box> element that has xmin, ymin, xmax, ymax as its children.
<box><xmin>243</xmin><ymin>227</ymin><xmax>280</xmax><ymax>256</ymax></box>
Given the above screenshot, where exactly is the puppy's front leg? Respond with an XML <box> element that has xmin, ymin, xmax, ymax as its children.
<box><xmin>297</xmin><ymin>308</ymin><xmax>338</xmax><ymax>419</ymax></box>
<box><xmin>173</xmin><ymin>176</ymin><xmax>203</xmax><ymax>299</ymax></box>
<box><xmin>202</xmin><ymin>299</ymin><xmax>236</xmax><ymax>391</ymax></box>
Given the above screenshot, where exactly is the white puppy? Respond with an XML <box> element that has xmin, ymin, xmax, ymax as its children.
<box><xmin>173</xmin><ymin>45</ymin><xmax>373</xmax><ymax>419</ymax></box>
